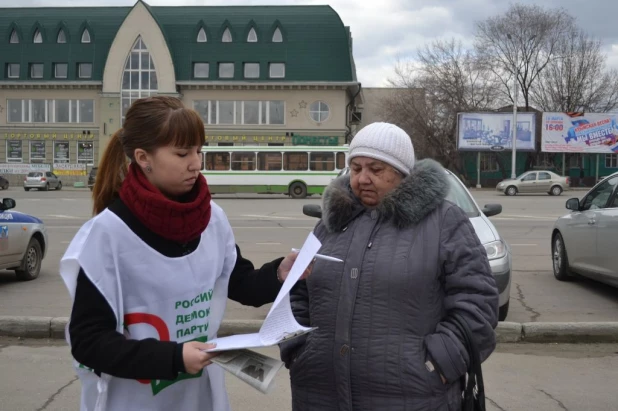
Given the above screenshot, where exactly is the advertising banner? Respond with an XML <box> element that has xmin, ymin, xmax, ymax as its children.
<box><xmin>457</xmin><ymin>112</ymin><xmax>536</xmax><ymax>151</ymax></box>
<box><xmin>53</xmin><ymin>163</ymin><xmax>86</xmax><ymax>176</ymax></box>
<box><xmin>0</xmin><ymin>163</ymin><xmax>50</xmax><ymax>174</ymax></box>
<box><xmin>541</xmin><ymin>112</ymin><xmax>618</xmax><ymax>153</ymax></box>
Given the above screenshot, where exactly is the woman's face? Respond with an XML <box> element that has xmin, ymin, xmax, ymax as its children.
<box><xmin>349</xmin><ymin>157</ymin><xmax>403</xmax><ymax>207</ymax></box>
<box><xmin>135</xmin><ymin>145</ymin><xmax>202</xmax><ymax>198</ymax></box>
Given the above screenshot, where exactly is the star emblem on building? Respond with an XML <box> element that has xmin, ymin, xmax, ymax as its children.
<box><xmin>290</xmin><ymin>109</ymin><xmax>299</xmax><ymax>117</ymax></box>
<box><xmin>299</xmin><ymin>100</ymin><xmax>307</xmax><ymax>109</ymax></box>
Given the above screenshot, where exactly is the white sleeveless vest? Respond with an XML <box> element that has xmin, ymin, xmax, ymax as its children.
<box><xmin>60</xmin><ymin>201</ymin><xmax>237</xmax><ymax>411</ymax></box>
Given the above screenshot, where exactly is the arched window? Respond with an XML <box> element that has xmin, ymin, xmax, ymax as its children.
<box><xmin>272</xmin><ymin>27</ymin><xmax>283</xmax><ymax>43</ymax></box>
<box><xmin>81</xmin><ymin>28</ymin><xmax>91</xmax><ymax>43</ymax></box>
<box><xmin>222</xmin><ymin>28</ymin><xmax>232</xmax><ymax>42</ymax></box>
<box><xmin>33</xmin><ymin>29</ymin><xmax>42</xmax><ymax>43</ymax></box>
<box><xmin>121</xmin><ymin>36</ymin><xmax>158</xmax><ymax>124</ymax></box>
<box><xmin>247</xmin><ymin>27</ymin><xmax>257</xmax><ymax>42</ymax></box>
<box><xmin>57</xmin><ymin>29</ymin><xmax>66</xmax><ymax>43</ymax></box>
<box><xmin>9</xmin><ymin>29</ymin><xmax>19</xmax><ymax>44</ymax></box>
<box><xmin>197</xmin><ymin>27</ymin><xmax>207</xmax><ymax>43</ymax></box>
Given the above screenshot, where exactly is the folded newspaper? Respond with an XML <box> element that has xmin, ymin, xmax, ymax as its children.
<box><xmin>211</xmin><ymin>349</ymin><xmax>284</xmax><ymax>394</ymax></box>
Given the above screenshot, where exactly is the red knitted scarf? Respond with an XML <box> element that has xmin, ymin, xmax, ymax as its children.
<box><xmin>119</xmin><ymin>163</ymin><xmax>212</xmax><ymax>243</ymax></box>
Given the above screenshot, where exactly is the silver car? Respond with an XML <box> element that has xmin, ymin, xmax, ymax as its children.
<box><xmin>0</xmin><ymin>197</ymin><xmax>48</xmax><ymax>281</ymax></box>
<box><xmin>24</xmin><ymin>171</ymin><xmax>63</xmax><ymax>191</ymax></box>
<box><xmin>552</xmin><ymin>172</ymin><xmax>618</xmax><ymax>286</ymax></box>
<box><xmin>322</xmin><ymin>167</ymin><xmax>512</xmax><ymax>320</ymax></box>
<box><xmin>496</xmin><ymin>170</ymin><xmax>570</xmax><ymax>196</ymax></box>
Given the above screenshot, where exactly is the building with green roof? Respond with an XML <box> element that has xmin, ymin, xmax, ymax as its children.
<box><xmin>0</xmin><ymin>1</ymin><xmax>363</xmax><ymax>184</ymax></box>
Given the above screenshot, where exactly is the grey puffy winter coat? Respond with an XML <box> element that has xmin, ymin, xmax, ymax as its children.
<box><xmin>280</xmin><ymin>159</ymin><xmax>499</xmax><ymax>411</ymax></box>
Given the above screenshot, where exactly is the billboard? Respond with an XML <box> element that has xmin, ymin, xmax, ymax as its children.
<box><xmin>541</xmin><ymin>112</ymin><xmax>618</xmax><ymax>153</ymax></box>
<box><xmin>0</xmin><ymin>163</ymin><xmax>50</xmax><ymax>175</ymax></box>
<box><xmin>457</xmin><ymin>112</ymin><xmax>536</xmax><ymax>151</ymax></box>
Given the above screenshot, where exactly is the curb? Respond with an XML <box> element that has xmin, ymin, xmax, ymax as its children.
<box><xmin>2</xmin><ymin>316</ymin><xmax>618</xmax><ymax>343</ymax></box>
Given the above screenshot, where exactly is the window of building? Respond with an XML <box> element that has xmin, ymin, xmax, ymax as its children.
<box><xmin>269</xmin><ymin>63</ymin><xmax>285</xmax><ymax>78</ymax></box>
<box><xmin>30</xmin><ymin>63</ymin><xmax>44</xmax><ymax>79</ymax></box>
<box><xmin>54</xmin><ymin>63</ymin><xmax>67</xmax><ymax>78</ymax></box>
<box><xmin>247</xmin><ymin>28</ymin><xmax>257</xmax><ymax>42</ymax></box>
<box><xmin>78</xmin><ymin>63</ymin><xmax>92</xmax><ymax>78</ymax></box>
<box><xmin>219</xmin><ymin>63</ymin><xmax>234</xmax><ymax>78</ymax></box>
<box><xmin>205</xmin><ymin>152</ymin><xmax>230</xmax><ymax>170</ymax></box>
<box><xmin>30</xmin><ymin>141</ymin><xmax>46</xmax><ymax>163</ymax></box>
<box><xmin>57</xmin><ymin>29</ymin><xmax>66</xmax><ymax>43</ymax></box>
<box><xmin>54</xmin><ymin>141</ymin><xmax>70</xmax><ymax>163</ymax></box>
<box><xmin>606</xmin><ymin>154</ymin><xmax>618</xmax><ymax>169</ymax></box>
<box><xmin>569</xmin><ymin>154</ymin><xmax>583</xmax><ymax>168</ymax></box>
<box><xmin>194</xmin><ymin>63</ymin><xmax>209</xmax><ymax>78</ymax></box>
<box><xmin>6</xmin><ymin>140</ymin><xmax>23</xmax><ymax>163</ymax></box>
<box><xmin>258</xmin><ymin>152</ymin><xmax>282</xmax><ymax>171</ymax></box>
<box><xmin>231</xmin><ymin>152</ymin><xmax>256</xmax><ymax>171</ymax></box>
<box><xmin>310</xmin><ymin>152</ymin><xmax>335</xmax><ymax>171</ymax></box>
<box><xmin>284</xmin><ymin>152</ymin><xmax>308</xmax><ymax>171</ymax></box>
<box><xmin>222</xmin><ymin>28</ymin><xmax>232</xmax><ymax>42</ymax></box>
<box><xmin>309</xmin><ymin>101</ymin><xmax>330</xmax><ymax>123</ymax></box>
<box><xmin>121</xmin><ymin>36</ymin><xmax>158</xmax><ymax>124</ymax></box>
<box><xmin>272</xmin><ymin>27</ymin><xmax>283</xmax><ymax>43</ymax></box>
<box><xmin>193</xmin><ymin>100</ymin><xmax>209</xmax><ymax>124</ymax></box>
<box><xmin>81</xmin><ymin>29</ymin><xmax>91</xmax><ymax>43</ymax></box>
<box><xmin>7</xmin><ymin>100</ymin><xmax>25</xmax><ymax>122</ymax></box>
<box><xmin>269</xmin><ymin>101</ymin><xmax>284</xmax><ymax>124</ymax></box>
<box><xmin>9</xmin><ymin>29</ymin><xmax>19</xmax><ymax>44</ymax></box>
<box><xmin>218</xmin><ymin>101</ymin><xmax>235</xmax><ymax>124</ymax></box>
<box><xmin>77</xmin><ymin>142</ymin><xmax>94</xmax><ymax>165</ymax></box>
<box><xmin>80</xmin><ymin>100</ymin><xmax>94</xmax><ymax>123</ymax></box>
<box><xmin>33</xmin><ymin>29</ymin><xmax>43</xmax><ymax>43</ymax></box>
<box><xmin>244</xmin><ymin>63</ymin><xmax>259</xmax><ymax>79</ymax></box>
<box><xmin>7</xmin><ymin>63</ymin><xmax>20</xmax><ymax>79</ymax></box>
<box><xmin>6</xmin><ymin>99</ymin><xmax>93</xmax><ymax>123</ymax></box>
<box><xmin>55</xmin><ymin>100</ymin><xmax>70</xmax><ymax>122</ymax></box>
<box><xmin>197</xmin><ymin>27</ymin><xmax>207</xmax><ymax>43</ymax></box>
<box><xmin>336</xmin><ymin>152</ymin><xmax>346</xmax><ymax>169</ymax></box>
<box><xmin>480</xmin><ymin>152</ymin><xmax>499</xmax><ymax>172</ymax></box>
<box><xmin>243</xmin><ymin>101</ymin><xmax>260</xmax><ymax>125</ymax></box>
<box><xmin>32</xmin><ymin>99</ymin><xmax>48</xmax><ymax>123</ymax></box>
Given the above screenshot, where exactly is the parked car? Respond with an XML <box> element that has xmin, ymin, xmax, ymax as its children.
<box><xmin>496</xmin><ymin>170</ymin><xmax>570</xmax><ymax>196</ymax></box>
<box><xmin>312</xmin><ymin>167</ymin><xmax>512</xmax><ymax>321</ymax></box>
<box><xmin>551</xmin><ymin>172</ymin><xmax>618</xmax><ymax>287</ymax></box>
<box><xmin>88</xmin><ymin>167</ymin><xmax>98</xmax><ymax>191</ymax></box>
<box><xmin>0</xmin><ymin>197</ymin><xmax>48</xmax><ymax>280</ymax></box>
<box><xmin>0</xmin><ymin>176</ymin><xmax>8</xmax><ymax>190</ymax></box>
<box><xmin>23</xmin><ymin>171</ymin><xmax>62</xmax><ymax>191</ymax></box>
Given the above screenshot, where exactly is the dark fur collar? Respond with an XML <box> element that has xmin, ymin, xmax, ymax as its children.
<box><xmin>321</xmin><ymin>159</ymin><xmax>449</xmax><ymax>231</ymax></box>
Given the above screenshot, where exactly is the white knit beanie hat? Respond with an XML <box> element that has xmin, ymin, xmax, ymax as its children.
<box><xmin>348</xmin><ymin>122</ymin><xmax>415</xmax><ymax>175</ymax></box>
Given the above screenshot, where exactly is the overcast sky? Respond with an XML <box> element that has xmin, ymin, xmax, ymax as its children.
<box><xmin>2</xmin><ymin>0</ymin><xmax>616</xmax><ymax>87</ymax></box>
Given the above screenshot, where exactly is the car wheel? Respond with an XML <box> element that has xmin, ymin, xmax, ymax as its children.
<box><xmin>43</xmin><ymin>183</ymin><xmax>49</xmax><ymax>191</ymax></box>
<box><xmin>56</xmin><ymin>181</ymin><xmax>62</xmax><ymax>191</ymax></box>
<box><xmin>498</xmin><ymin>301</ymin><xmax>509</xmax><ymax>322</ymax></box>
<box><xmin>505</xmin><ymin>186</ymin><xmax>518</xmax><ymax>196</ymax></box>
<box><xmin>550</xmin><ymin>185</ymin><xmax>562</xmax><ymax>196</ymax></box>
<box><xmin>552</xmin><ymin>232</ymin><xmax>572</xmax><ymax>281</ymax></box>
<box><xmin>15</xmin><ymin>238</ymin><xmax>43</xmax><ymax>281</ymax></box>
<box><xmin>289</xmin><ymin>182</ymin><xmax>307</xmax><ymax>199</ymax></box>
<box><xmin>24</xmin><ymin>188</ymin><xmax>30</xmax><ymax>191</ymax></box>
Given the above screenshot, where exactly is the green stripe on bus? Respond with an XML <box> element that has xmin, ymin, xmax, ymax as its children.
<box><xmin>209</xmin><ymin>185</ymin><xmax>325</xmax><ymax>195</ymax></box>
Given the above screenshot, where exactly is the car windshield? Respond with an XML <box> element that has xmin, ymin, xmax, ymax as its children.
<box><xmin>27</xmin><ymin>172</ymin><xmax>43</xmax><ymax>177</ymax></box>
<box><xmin>445</xmin><ymin>174</ymin><xmax>480</xmax><ymax>218</ymax></box>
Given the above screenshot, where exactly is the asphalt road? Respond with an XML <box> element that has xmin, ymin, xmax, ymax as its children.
<box><xmin>0</xmin><ymin>186</ymin><xmax>617</xmax><ymax>324</ymax></box>
<box><xmin>1</xmin><ymin>337</ymin><xmax>617</xmax><ymax>411</ymax></box>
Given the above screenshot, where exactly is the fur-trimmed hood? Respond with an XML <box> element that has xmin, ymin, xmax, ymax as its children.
<box><xmin>321</xmin><ymin>159</ymin><xmax>449</xmax><ymax>232</ymax></box>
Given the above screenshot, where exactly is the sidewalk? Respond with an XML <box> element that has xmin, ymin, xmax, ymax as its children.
<box><xmin>0</xmin><ymin>339</ymin><xmax>616</xmax><ymax>411</ymax></box>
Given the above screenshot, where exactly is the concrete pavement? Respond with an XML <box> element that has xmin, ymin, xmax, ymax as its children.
<box><xmin>0</xmin><ymin>338</ymin><xmax>616</xmax><ymax>411</ymax></box>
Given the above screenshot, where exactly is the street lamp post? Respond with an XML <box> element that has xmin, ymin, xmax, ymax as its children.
<box><xmin>508</xmin><ymin>34</ymin><xmax>519</xmax><ymax>179</ymax></box>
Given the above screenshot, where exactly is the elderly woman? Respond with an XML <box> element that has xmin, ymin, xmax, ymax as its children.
<box><xmin>281</xmin><ymin>122</ymin><xmax>499</xmax><ymax>411</ymax></box>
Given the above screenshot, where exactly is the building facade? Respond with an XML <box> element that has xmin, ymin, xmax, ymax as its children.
<box><xmin>0</xmin><ymin>1</ymin><xmax>363</xmax><ymax>185</ymax></box>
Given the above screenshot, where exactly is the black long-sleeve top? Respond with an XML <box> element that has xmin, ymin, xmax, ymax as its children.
<box><xmin>68</xmin><ymin>197</ymin><xmax>283</xmax><ymax>381</ymax></box>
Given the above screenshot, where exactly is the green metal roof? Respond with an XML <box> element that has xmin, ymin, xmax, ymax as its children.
<box><xmin>0</xmin><ymin>2</ymin><xmax>355</xmax><ymax>83</ymax></box>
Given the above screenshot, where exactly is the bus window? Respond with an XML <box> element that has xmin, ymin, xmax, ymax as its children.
<box><xmin>201</xmin><ymin>153</ymin><xmax>205</xmax><ymax>170</ymax></box>
<box><xmin>258</xmin><ymin>152</ymin><xmax>282</xmax><ymax>171</ymax></box>
<box><xmin>336</xmin><ymin>152</ymin><xmax>346</xmax><ymax>169</ymax></box>
<box><xmin>283</xmin><ymin>152</ymin><xmax>308</xmax><ymax>171</ymax></box>
<box><xmin>206</xmin><ymin>152</ymin><xmax>230</xmax><ymax>170</ymax></box>
<box><xmin>310</xmin><ymin>152</ymin><xmax>335</xmax><ymax>171</ymax></box>
<box><xmin>231</xmin><ymin>152</ymin><xmax>256</xmax><ymax>171</ymax></box>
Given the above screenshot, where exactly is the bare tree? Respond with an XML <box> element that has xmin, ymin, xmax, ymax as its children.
<box><xmin>475</xmin><ymin>3</ymin><xmax>573</xmax><ymax>110</ymax></box>
<box><xmin>381</xmin><ymin>39</ymin><xmax>500</xmax><ymax>179</ymax></box>
<box><xmin>531</xmin><ymin>27</ymin><xmax>618</xmax><ymax>113</ymax></box>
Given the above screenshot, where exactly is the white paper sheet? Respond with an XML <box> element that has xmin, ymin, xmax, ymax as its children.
<box><xmin>208</xmin><ymin>232</ymin><xmax>322</xmax><ymax>352</ymax></box>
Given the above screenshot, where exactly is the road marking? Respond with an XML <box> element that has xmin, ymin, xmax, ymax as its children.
<box><xmin>231</xmin><ymin>226</ymin><xmax>314</xmax><ymax>230</ymax></box>
<box><xmin>241</xmin><ymin>214</ymin><xmax>298</xmax><ymax>220</ymax></box>
<box><xmin>256</xmin><ymin>242</ymin><xmax>282</xmax><ymax>245</ymax></box>
<box><xmin>500</xmin><ymin>214</ymin><xmax>559</xmax><ymax>220</ymax></box>
<box><xmin>510</xmin><ymin>244</ymin><xmax>538</xmax><ymax>246</ymax></box>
